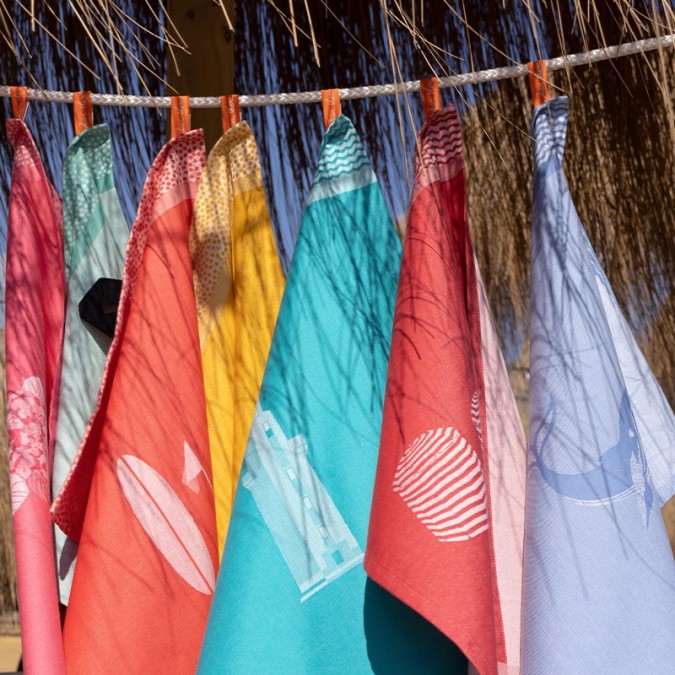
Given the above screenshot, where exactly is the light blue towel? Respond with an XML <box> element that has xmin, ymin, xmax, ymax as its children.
<box><xmin>523</xmin><ymin>97</ymin><xmax>675</xmax><ymax>674</ymax></box>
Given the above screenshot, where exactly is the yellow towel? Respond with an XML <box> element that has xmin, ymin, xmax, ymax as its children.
<box><xmin>191</xmin><ymin>122</ymin><xmax>285</xmax><ymax>556</ymax></box>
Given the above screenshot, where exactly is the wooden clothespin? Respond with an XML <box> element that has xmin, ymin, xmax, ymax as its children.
<box><xmin>171</xmin><ymin>96</ymin><xmax>191</xmax><ymax>139</ymax></box>
<box><xmin>321</xmin><ymin>89</ymin><xmax>341</xmax><ymax>131</ymax></box>
<box><xmin>73</xmin><ymin>91</ymin><xmax>93</xmax><ymax>135</ymax></box>
<box><xmin>9</xmin><ymin>86</ymin><xmax>28</xmax><ymax>120</ymax></box>
<box><xmin>420</xmin><ymin>77</ymin><xmax>440</xmax><ymax>120</ymax></box>
<box><xmin>527</xmin><ymin>60</ymin><xmax>551</xmax><ymax>108</ymax></box>
<box><xmin>220</xmin><ymin>94</ymin><xmax>241</xmax><ymax>132</ymax></box>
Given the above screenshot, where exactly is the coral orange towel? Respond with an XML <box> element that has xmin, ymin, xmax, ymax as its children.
<box><xmin>52</xmin><ymin>130</ymin><xmax>218</xmax><ymax>674</ymax></box>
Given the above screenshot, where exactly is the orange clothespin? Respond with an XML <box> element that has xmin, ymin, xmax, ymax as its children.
<box><xmin>73</xmin><ymin>91</ymin><xmax>93</xmax><ymax>135</ymax></box>
<box><xmin>10</xmin><ymin>86</ymin><xmax>28</xmax><ymax>120</ymax></box>
<box><xmin>527</xmin><ymin>60</ymin><xmax>551</xmax><ymax>108</ymax></box>
<box><xmin>420</xmin><ymin>77</ymin><xmax>440</xmax><ymax>120</ymax></box>
<box><xmin>220</xmin><ymin>94</ymin><xmax>241</xmax><ymax>132</ymax></box>
<box><xmin>321</xmin><ymin>89</ymin><xmax>341</xmax><ymax>131</ymax></box>
<box><xmin>171</xmin><ymin>96</ymin><xmax>191</xmax><ymax>138</ymax></box>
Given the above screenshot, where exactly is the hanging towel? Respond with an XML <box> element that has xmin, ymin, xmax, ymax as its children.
<box><xmin>364</xmin><ymin>105</ymin><xmax>526</xmax><ymax>675</ymax></box>
<box><xmin>51</xmin><ymin>130</ymin><xmax>218</xmax><ymax>674</ymax></box>
<box><xmin>51</xmin><ymin>124</ymin><xmax>129</xmax><ymax>604</ymax></box>
<box><xmin>192</xmin><ymin>121</ymin><xmax>285</xmax><ymax>556</ymax></box>
<box><xmin>5</xmin><ymin>119</ymin><xmax>66</xmax><ymax>675</ymax></box>
<box><xmin>197</xmin><ymin>115</ymin><xmax>408</xmax><ymax>673</ymax></box>
<box><xmin>522</xmin><ymin>96</ymin><xmax>675</xmax><ymax>674</ymax></box>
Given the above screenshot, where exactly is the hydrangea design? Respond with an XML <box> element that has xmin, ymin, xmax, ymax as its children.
<box><xmin>8</xmin><ymin>377</ymin><xmax>49</xmax><ymax>515</ymax></box>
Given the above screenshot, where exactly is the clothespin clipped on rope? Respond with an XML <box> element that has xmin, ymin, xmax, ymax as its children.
<box><xmin>420</xmin><ymin>77</ymin><xmax>441</xmax><ymax>120</ymax></box>
<box><xmin>73</xmin><ymin>91</ymin><xmax>93</xmax><ymax>135</ymax></box>
<box><xmin>321</xmin><ymin>89</ymin><xmax>341</xmax><ymax>131</ymax></box>
<box><xmin>171</xmin><ymin>96</ymin><xmax>191</xmax><ymax>139</ymax></box>
<box><xmin>10</xmin><ymin>86</ymin><xmax>28</xmax><ymax>120</ymax></box>
<box><xmin>527</xmin><ymin>60</ymin><xmax>551</xmax><ymax>108</ymax></box>
<box><xmin>220</xmin><ymin>94</ymin><xmax>241</xmax><ymax>132</ymax></box>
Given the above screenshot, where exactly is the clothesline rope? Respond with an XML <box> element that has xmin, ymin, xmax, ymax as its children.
<box><xmin>1</xmin><ymin>33</ymin><xmax>673</xmax><ymax>109</ymax></box>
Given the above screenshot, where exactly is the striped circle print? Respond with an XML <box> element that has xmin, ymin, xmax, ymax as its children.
<box><xmin>392</xmin><ymin>427</ymin><xmax>489</xmax><ymax>542</ymax></box>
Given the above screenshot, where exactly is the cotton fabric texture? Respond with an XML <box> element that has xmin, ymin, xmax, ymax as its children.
<box><xmin>52</xmin><ymin>130</ymin><xmax>218</xmax><ymax>674</ymax></box>
<box><xmin>51</xmin><ymin>124</ymin><xmax>129</xmax><ymax>604</ymax></box>
<box><xmin>5</xmin><ymin>118</ymin><xmax>66</xmax><ymax>675</ymax></box>
<box><xmin>198</xmin><ymin>115</ymin><xmax>406</xmax><ymax>673</ymax></box>
<box><xmin>365</xmin><ymin>105</ymin><xmax>526</xmax><ymax>675</ymax></box>
<box><xmin>522</xmin><ymin>96</ymin><xmax>675</xmax><ymax>674</ymax></box>
<box><xmin>191</xmin><ymin>121</ymin><xmax>285</xmax><ymax>556</ymax></box>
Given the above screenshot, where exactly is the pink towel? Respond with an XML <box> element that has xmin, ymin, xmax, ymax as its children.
<box><xmin>5</xmin><ymin>119</ymin><xmax>66</xmax><ymax>674</ymax></box>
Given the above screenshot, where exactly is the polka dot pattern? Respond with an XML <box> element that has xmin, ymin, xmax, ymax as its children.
<box><xmin>122</xmin><ymin>129</ymin><xmax>206</xmax><ymax>303</ymax></box>
<box><xmin>6</xmin><ymin>119</ymin><xmax>63</xmax><ymax>227</ymax></box>
<box><xmin>191</xmin><ymin>122</ymin><xmax>263</xmax><ymax>318</ymax></box>
<box><xmin>6</xmin><ymin>119</ymin><xmax>40</xmax><ymax>169</ymax></box>
<box><xmin>62</xmin><ymin>125</ymin><xmax>116</xmax><ymax>274</ymax></box>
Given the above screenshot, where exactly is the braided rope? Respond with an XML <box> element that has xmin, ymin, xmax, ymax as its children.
<box><xmin>1</xmin><ymin>33</ymin><xmax>673</xmax><ymax>109</ymax></box>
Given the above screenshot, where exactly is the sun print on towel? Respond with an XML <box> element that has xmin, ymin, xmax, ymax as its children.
<box><xmin>393</xmin><ymin>424</ymin><xmax>489</xmax><ymax>542</ymax></box>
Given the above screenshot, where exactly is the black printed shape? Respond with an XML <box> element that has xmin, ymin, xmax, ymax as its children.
<box><xmin>78</xmin><ymin>277</ymin><xmax>123</xmax><ymax>338</ymax></box>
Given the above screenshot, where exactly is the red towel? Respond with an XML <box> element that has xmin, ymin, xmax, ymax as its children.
<box><xmin>365</xmin><ymin>105</ymin><xmax>526</xmax><ymax>675</ymax></box>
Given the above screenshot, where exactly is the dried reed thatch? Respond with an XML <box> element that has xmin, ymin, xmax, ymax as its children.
<box><xmin>463</xmin><ymin>50</ymin><xmax>675</xmax><ymax>401</ymax></box>
<box><xmin>0</xmin><ymin>0</ymin><xmax>673</xmax><ymax>616</ymax></box>
<box><xmin>237</xmin><ymin>3</ymin><xmax>674</xmax><ymax>389</ymax></box>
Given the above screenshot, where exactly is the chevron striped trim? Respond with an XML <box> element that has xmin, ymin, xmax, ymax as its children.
<box><xmin>413</xmin><ymin>105</ymin><xmax>465</xmax><ymax>197</ymax></box>
<box><xmin>307</xmin><ymin>115</ymin><xmax>377</xmax><ymax>204</ymax></box>
<box><xmin>314</xmin><ymin>116</ymin><xmax>370</xmax><ymax>182</ymax></box>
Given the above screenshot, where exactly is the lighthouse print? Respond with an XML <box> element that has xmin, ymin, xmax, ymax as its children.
<box><xmin>242</xmin><ymin>405</ymin><xmax>364</xmax><ymax>601</ymax></box>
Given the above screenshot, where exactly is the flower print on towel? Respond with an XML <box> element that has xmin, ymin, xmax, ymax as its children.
<box><xmin>8</xmin><ymin>377</ymin><xmax>49</xmax><ymax>515</ymax></box>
